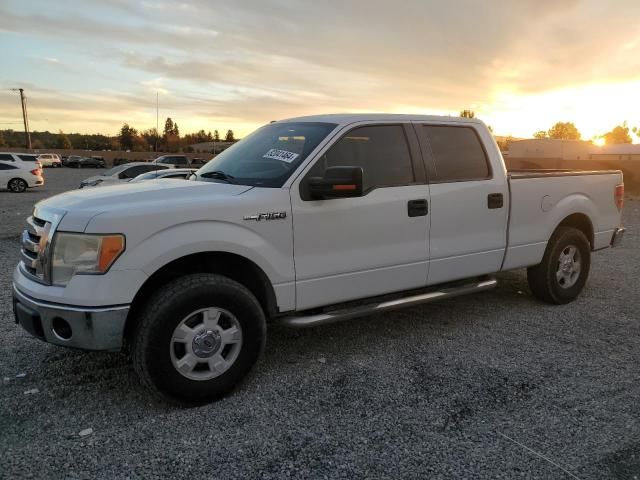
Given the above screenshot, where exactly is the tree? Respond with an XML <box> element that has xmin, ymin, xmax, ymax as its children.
<box><xmin>459</xmin><ymin>110</ymin><xmax>475</xmax><ymax>118</ymax></box>
<box><xmin>225</xmin><ymin>129</ymin><xmax>235</xmax><ymax>142</ymax></box>
<box><xmin>119</xmin><ymin>123</ymin><xmax>138</xmax><ymax>151</ymax></box>
<box><xmin>533</xmin><ymin>130</ymin><xmax>548</xmax><ymax>139</ymax></box>
<box><xmin>603</xmin><ymin>122</ymin><xmax>633</xmax><ymax>145</ymax></box>
<box><xmin>0</xmin><ymin>130</ymin><xmax>5</xmax><ymax>147</ymax></box>
<box><xmin>164</xmin><ymin>117</ymin><xmax>175</xmax><ymax>137</ymax></box>
<box><xmin>213</xmin><ymin>130</ymin><xmax>220</xmax><ymax>141</ymax></box>
<box><xmin>141</xmin><ymin>128</ymin><xmax>160</xmax><ymax>151</ymax></box>
<box><xmin>162</xmin><ymin>117</ymin><xmax>180</xmax><ymax>151</ymax></box>
<box><xmin>56</xmin><ymin>130</ymin><xmax>72</xmax><ymax>149</ymax></box>
<box><xmin>547</xmin><ymin>122</ymin><xmax>581</xmax><ymax>140</ymax></box>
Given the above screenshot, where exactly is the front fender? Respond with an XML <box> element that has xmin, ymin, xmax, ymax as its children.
<box><xmin>112</xmin><ymin>220</ymin><xmax>295</xmax><ymax>286</ymax></box>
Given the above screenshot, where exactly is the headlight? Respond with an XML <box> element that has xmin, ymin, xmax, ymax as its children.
<box><xmin>51</xmin><ymin>233</ymin><xmax>125</xmax><ymax>286</ymax></box>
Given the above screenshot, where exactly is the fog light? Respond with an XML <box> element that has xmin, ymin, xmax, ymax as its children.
<box><xmin>52</xmin><ymin>317</ymin><xmax>72</xmax><ymax>340</ymax></box>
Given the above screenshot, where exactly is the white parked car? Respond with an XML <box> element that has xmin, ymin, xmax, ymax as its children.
<box><xmin>0</xmin><ymin>160</ymin><xmax>44</xmax><ymax>192</ymax></box>
<box><xmin>129</xmin><ymin>168</ymin><xmax>197</xmax><ymax>183</ymax></box>
<box><xmin>150</xmin><ymin>155</ymin><xmax>190</xmax><ymax>167</ymax></box>
<box><xmin>78</xmin><ymin>162</ymin><xmax>171</xmax><ymax>188</ymax></box>
<box><xmin>12</xmin><ymin>114</ymin><xmax>625</xmax><ymax>404</ymax></box>
<box><xmin>37</xmin><ymin>153</ymin><xmax>62</xmax><ymax>168</ymax></box>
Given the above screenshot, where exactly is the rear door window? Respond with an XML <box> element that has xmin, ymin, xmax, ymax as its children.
<box><xmin>422</xmin><ymin>126</ymin><xmax>490</xmax><ymax>182</ymax></box>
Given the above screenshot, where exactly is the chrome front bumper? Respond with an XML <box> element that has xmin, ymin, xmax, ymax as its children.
<box><xmin>611</xmin><ymin>227</ymin><xmax>626</xmax><ymax>247</ymax></box>
<box><xmin>12</xmin><ymin>285</ymin><xmax>129</xmax><ymax>351</ymax></box>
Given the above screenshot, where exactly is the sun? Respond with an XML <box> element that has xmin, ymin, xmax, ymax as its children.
<box><xmin>593</xmin><ymin>137</ymin><xmax>606</xmax><ymax>147</ymax></box>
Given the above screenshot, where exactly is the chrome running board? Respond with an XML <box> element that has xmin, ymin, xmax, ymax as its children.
<box><xmin>276</xmin><ymin>277</ymin><xmax>497</xmax><ymax>329</ymax></box>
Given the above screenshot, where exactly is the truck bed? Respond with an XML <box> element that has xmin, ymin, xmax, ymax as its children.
<box><xmin>502</xmin><ymin>168</ymin><xmax>623</xmax><ymax>271</ymax></box>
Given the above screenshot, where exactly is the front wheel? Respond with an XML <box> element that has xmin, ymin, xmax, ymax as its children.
<box><xmin>527</xmin><ymin>226</ymin><xmax>591</xmax><ymax>304</ymax></box>
<box><xmin>8</xmin><ymin>178</ymin><xmax>27</xmax><ymax>192</ymax></box>
<box><xmin>131</xmin><ymin>274</ymin><xmax>266</xmax><ymax>404</ymax></box>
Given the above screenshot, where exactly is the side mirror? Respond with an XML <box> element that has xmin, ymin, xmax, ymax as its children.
<box><xmin>307</xmin><ymin>166</ymin><xmax>363</xmax><ymax>200</ymax></box>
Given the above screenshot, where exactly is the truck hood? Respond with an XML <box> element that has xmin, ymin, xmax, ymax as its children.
<box><xmin>35</xmin><ymin>180</ymin><xmax>253</xmax><ymax>232</ymax></box>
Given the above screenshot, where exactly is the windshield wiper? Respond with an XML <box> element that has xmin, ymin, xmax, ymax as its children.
<box><xmin>199</xmin><ymin>170</ymin><xmax>236</xmax><ymax>183</ymax></box>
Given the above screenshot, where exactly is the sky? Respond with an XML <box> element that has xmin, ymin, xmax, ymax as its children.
<box><xmin>1</xmin><ymin>0</ymin><xmax>640</xmax><ymax>140</ymax></box>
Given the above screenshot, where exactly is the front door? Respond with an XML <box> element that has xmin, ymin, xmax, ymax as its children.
<box><xmin>290</xmin><ymin>123</ymin><xmax>430</xmax><ymax>310</ymax></box>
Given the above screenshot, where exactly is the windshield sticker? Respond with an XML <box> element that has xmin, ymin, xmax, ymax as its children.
<box><xmin>263</xmin><ymin>148</ymin><xmax>299</xmax><ymax>163</ymax></box>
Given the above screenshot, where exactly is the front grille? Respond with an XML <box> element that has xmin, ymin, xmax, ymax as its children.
<box><xmin>20</xmin><ymin>216</ymin><xmax>51</xmax><ymax>283</ymax></box>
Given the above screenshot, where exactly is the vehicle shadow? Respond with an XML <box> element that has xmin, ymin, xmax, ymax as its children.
<box><xmin>29</xmin><ymin>271</ymin><xmax>530</xmax><ymax>411</ymax></box>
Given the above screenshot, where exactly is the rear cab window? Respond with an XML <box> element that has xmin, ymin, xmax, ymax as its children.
<box><xmin>420</xmin><ymin>125</ymin><xmax>491</xmax><ymax>182</ymax></box>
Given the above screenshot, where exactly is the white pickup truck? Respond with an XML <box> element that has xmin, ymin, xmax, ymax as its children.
<box><xmin>12</xmin><ymin>114</ymin><xmax>625</xmax><ymax>404</ymax></box>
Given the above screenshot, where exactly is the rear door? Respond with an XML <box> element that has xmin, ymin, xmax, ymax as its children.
<box><xmin>290</xmin><ymin>123</ymin><xmax>430</xmax><ymax>310</ymax></box>
<box><xmin>0</xmin><ymin>162</ymin><xmax>19</xmax><ymax>187</ymax></box>
<box><xmin>415</xmin><ymin>123</ymin><xmax>508</xmax><ymax>285</ymax></box>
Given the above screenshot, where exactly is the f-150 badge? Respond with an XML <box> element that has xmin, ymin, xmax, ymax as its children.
<box><xmin>243</xmin><ymin>212</ymin><xmax>287</xmax><ymax>221</ymax></box>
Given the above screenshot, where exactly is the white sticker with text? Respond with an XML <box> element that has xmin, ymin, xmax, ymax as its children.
<box><xmin>263</xmin><ymin>148</ymin><xmax>300</xmax><ymax>163</ymax></box>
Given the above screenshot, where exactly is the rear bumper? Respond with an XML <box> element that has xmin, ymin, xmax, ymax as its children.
<box><xmin>12</xmin><ymin>284</ymin><xmax>128</xmax><ymax>351</ymax></box>
<box><xmin>30</xmin><ymin>176</ymin><xmax>44</xmax><ymax>187</ymax></box>
<box><xmin>611</xmin><ymin>227</ymin><xmax>625</xmax><ymax>247</ymax></box>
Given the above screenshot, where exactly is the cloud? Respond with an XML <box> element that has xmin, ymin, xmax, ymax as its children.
<box><xmin>1</xmin><ymin>0</ymin><xmax>639</xmax><ymax>136</ymax></box>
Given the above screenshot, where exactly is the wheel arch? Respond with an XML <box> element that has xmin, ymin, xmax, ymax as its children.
<box><xmin>124</xmin><ymin>251</ymin><xmax>278</xmax><ymax>342</ymax></box>
<box><xmin>554</xmin><ymin>212</ymin><xmax>594</xmax><ymax>249</ymax></box>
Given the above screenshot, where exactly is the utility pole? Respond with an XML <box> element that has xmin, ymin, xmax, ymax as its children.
<box><xmin>10</xmin><ymin>88</ymin><xmax>32</xmax><ymax>149</ymax></box>
<box><xmin>155</xmin><ymin>91</ymin><xmax>159</xmax><ymax>153</ymax></box>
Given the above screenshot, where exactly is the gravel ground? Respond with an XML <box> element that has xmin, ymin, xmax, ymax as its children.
<box><xmin>1</xmin><ymin>169</ymin><xmax>639</xmax><ymax>479</ymax></box>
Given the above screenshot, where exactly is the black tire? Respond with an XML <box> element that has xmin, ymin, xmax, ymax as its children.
<box><xmin>8</xmin><ymin>178</ymin><xmax>27</xmax><ymax>193</ymax></box>
<box><xmin>527</xmin><ymin>226</ymin><xmax>591</xmax><ymax>304</ymax></box>
<box><xmin>131</xmin><ymin>273</ymin><xmax>266</xmax><ymax>405</ymax></box>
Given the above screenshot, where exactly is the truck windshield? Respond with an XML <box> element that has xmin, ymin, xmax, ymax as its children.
<box><xmin>195</xmin><ymin>122</ymin><xmax>337</xmax><ymax>187</ymax></box>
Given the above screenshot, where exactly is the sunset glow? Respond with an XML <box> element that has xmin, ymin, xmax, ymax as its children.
<box><xmin>0</xmin><ymin>0</ymin><xmax>639</xmax><ymax>141</ymax></box>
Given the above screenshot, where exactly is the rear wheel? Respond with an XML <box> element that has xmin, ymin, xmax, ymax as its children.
<box><xmin>527</xmin><ymin>226</ymin><xmax>591</xmax><ymax>304</ymax></box>
<box><xmin>8</xmin><ymin>178</ymin><xmax>27</xmax><ymax>192</ymax></box>
<box><xmin>131</xmin><ymin>274</ymin><xmax>266</xmax><ymax>404</ymax></box>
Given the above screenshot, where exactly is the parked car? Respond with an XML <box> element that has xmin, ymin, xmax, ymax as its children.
<box><xmin>78</xmin><ymin>162</ymin><xmax>170</xmax><ymax>188</ymax></box>
<box><xmin>129</xmin><ymin>168</ymin><xmax>197</xmax><ymax>183</ymax></box>
<box><xmin>0</xmin><ymin>160</ymin><xmax>43</xmax><ymax>192</ymax></box>
<box><xmin>63</xmin><ymin>155</ymin><xmax>83</xmax><ymax>167</ymax></box>
<box><xmin>65</xmin><ymin>156</ymin><xmax>106</xmax><ymax>168</ymax></box>
<box><xmin>37</xmin><ymin>153</ymin><xmax>62</xmax><ymax>168</ymax></box>
<box><xmin>189</xmin><ymin>157</ymin><xmax>209</xmax><ymax>166</ymax></box>
<box><xmin>150</xmin><ymin>155</ymin><xmax>190</xmax><ymax>167</ymax></box>
<box><xmin>12</xmin><ymin>114</ymin><xmax>625</xmax><ymax>404</ymax></box>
